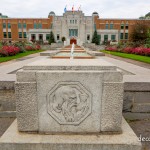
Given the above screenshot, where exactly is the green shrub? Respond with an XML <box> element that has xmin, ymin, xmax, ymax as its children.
<box><xmin>13</xmin><ymin>41</ymin><xmax>26</xmax><ymax>53</ymax></box>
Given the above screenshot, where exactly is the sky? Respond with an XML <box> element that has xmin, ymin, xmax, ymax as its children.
<box><xmin>0</xmin><ymin>0</ymin><xmax>149</xmax><ymax>18</ymax></box>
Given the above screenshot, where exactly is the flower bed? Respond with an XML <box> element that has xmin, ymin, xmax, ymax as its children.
<box><xmin>106</xmin><ymin>46</ymin><xmax>150</xmax><ymax>56</ymax></box>
<box><xmin>0</xmin><ymin>46</ymin><xmax>20</xmax><ymax>56</ymax></box>
<box><xmin>0</xmin><ymin>41</ymin><xmax>41</xmax><ymax>57</ymax></box>
<box><xmin>25</xmin><ymin>44</ymin><xmax>41</xmax><ymax>51</ymax></box>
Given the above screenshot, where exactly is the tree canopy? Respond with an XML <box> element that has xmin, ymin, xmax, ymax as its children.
<box><xmin>129</xmin><ymin>21</ymin><xmax>149</xmax><ymax>42</ymax></box>
<box><xmin>92</xmin><ymin>30</ymin><xmax>100</xmax><ymax>45</ymax></box>
<box><xmin>49</xmin><ymin>31</ymin><xmax>56</xmax><ymax>45</ymax></box>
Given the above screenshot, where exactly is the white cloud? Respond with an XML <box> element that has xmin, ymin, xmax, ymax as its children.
<box><xmin>0</xmin><ymin>0</ymin><xmax>149</xmax><ymax>18</ymax></box>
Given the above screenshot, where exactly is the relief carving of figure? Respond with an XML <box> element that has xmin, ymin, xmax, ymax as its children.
<box><xmin>52</xmin><ymin>86</ymin><xmax>89</xmax><ymax>122</ymax></box>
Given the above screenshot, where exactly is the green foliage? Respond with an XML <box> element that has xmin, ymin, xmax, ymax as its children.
<box><xmin>0</xmin><ymin>42</ymin><xmax>2</xmax><ymax>49</ymax></box>
<box><xmin>13</xmin><ymin>41</ymin><xmax>26</xmax><ymax>53</ymax></box>
<box><xmin>130</xmin><ymin>22</ymin><xmax>149</xmax><ymax>42</ymax></box>
<box><xmin>0</xmin><ymin>50</ymin><xmax>43</xmax><ymax>63</ymax></box>
<box><xmin>49</xmin><ymin>31</ymin><xmax>56</xmax><ymax>45</ymax></box>
<box><xmin>61</xmin><ymin>37</ymin><xmax>66</xmax><ymax>42</ymax></box>
<box><xmin>92</xmin><ymin>30</ymin><xmax>100</xmax><ymax>45</ymax></box>
<box><xmin>145</xmin><ymin>12</ymin><xmax>150</xmax><ymax>18</ymax></box>
<box><xmin>102</xmin><ymin>50</ymin><xmax>150</xmax><ymax>64</ymax></box>
<box><xmin>145</xmin><ymin>29</ymin><xmax>150</xmax><ymax>48</ymax></box>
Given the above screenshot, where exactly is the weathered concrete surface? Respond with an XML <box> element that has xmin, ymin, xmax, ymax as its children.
<box><xmin>0</xmin><ymin>118</ymin><xmax>141</xmax><ymax>150</ymax></box>
<box><xmin>0</xmin><ymin>51</ymin><xmax>150</xmax><ymax>119</ymax></box>
<box><xmin>86</xmin><ymin>50</ymin><xmax>105</xmax><ymax>56</ymax></box>
<box><xmin>37</xmin><ymin>71</ymin><xmax>103</xmax><ymax>133</ymax></box>
<box><xmin>40</xmin><ymin>50</ymin><xmax>60</xmax><ymax>56</ymax></box>
<box><xmin>15</xmin><ymin>59</ymin><xmax>123</xmax><ymax>133</ymax></box>
<box><xmin>0</xmin><ymin>118</ymin><xmax>15</xmax><ymax>137</ymax></box>
<box><xmin>0</xmin><ymin>81</ymin><xmax>16</xmax><ymax>117</ymax></box>
<box><xmin>15</xmin><ymin>82</ymin><xmax>38</xmax><ymax>132</ymax></box>
<box><xmin>101</xmin><ymin>56</ymin><xmax>150</xmax><ymax>117</ymax></box>
<box><xmin>23</xmin><ymin>59</ymin><xmax>117</xmax><ymax>71</ymax></box>
<box><xmin>101</xmin><ymin>82</ymin><xmax>123</xmax><ymax>132</ymax></box>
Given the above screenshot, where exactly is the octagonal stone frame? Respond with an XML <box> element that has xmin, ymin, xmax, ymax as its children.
<box><xmin>47</xmin><ymin>81</ymin><xmax>92</xmax><ymax>125</ymax></box>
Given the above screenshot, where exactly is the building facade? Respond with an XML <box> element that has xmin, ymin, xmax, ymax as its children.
<box><xmin>0</xmin><ymin>11</ymin><xmax>150</xmax><ymax>45</ymax></box>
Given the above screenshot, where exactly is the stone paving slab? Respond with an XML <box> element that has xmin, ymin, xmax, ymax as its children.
<box><xmin>0</xmin><ymin>118</ymin><xmax>141</xmax><ymax>150</ymax></box>
<box><xmin>0</xmin><ymin>118</ymin><xmax>149</xmax><ymax>150</ymax></box>
<box><xmin>0</xmin><ymin>53</ymin><xmax>149</xmax><ymax>84</ymax></box>
<box><xmin>100</xmin><ymin>56</ymin><xmax>150</xmax><ymax>83</ymax></box>
<box><xmin>0</xmin><ymin>54</ymin><xmax>48</xmax><ymax>83</ymax></box>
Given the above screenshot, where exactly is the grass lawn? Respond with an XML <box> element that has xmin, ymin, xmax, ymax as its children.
<box><xmin>0</xmin><ymin>50</ymin><xmax>43</xmax><ymax>63</ymax></box>
<box><xmin>102</xmin><ymin>50</ymin><xmax>150</xmax><ymax>64</ymax></box>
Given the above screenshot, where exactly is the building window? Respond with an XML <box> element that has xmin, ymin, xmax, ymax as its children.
<box><xmin>39</xmin><ymin>34</ymin><xmax>43</xmax><ymax>41</ymax></box>
<box><xmin>111</xmin><ymin>35</ymin><xmax>116</xmax><ymax>41</ymax></box>
<box><xmin>87</xmin><ymin>34</ymin><xmax>90</xmax><ymax>41</ymax></box>
<box><xmin>70</xmin><ymin>20</ymin><xmax>72</xmax><ymax>24</ymax></box>
<box><xmin>3</xmin><ymin>32</ymin><xmax>7</xmax><ymax>38</ymax></box>
<box><xmin>31</xmin><ymin>34</ymin><xmax>36</xmax><ymax>41</ymax></box>
<box><xmin>38</xmin><ymin>23</ymin><xmax>42</xmax><ymax>29</ymax></box>
<box><xmin>75</xmin><ymin>20</ymin><xmax>77</xmax><ymax>24</ymax></box>
<box><xmin>125</xmin><ymin>25</ymin><xmax>128</xmax><ymax>30</ymax></box>
<box><xmin>69</xmin><ymin>29</ymin><xmax>78</xmax><ymax>37</ymax></box>
<box><xmin>18</xmin><ymin>23</ymin><xmax>22</xmax><ymax>29</ymax></box>
<box><xmin>23</xmin><ymin>23</ymin><xmax>26</xmax><ymax>28</ymax></box>
<box><xmin>104</xmin><ymin>35</ymin><xmax>108</xmax><ymax>41</ymax></box>
<box><xmin>8</xmin><ymin>32</ymin><xmax>11</xmax><ymax>38</ymax></box>
<box><xmin>121</xmin><ymin>24</ymin><xmax>124</xmax><ymax>29</ymax></box>
<box><xmin>46</xmin><ymin>34</ymin><xmax>50</xmax><ymax>40</ymax></box>
<box><xmin>34</xmin><ymin>23</ymin><xmax>37</xmax><ymax>29</ymax></box>
<box><xmin>105</xmin><ymin>24</ymin><xmax>109</xmax><ymax>29</ymax></box>
<box><xmin>3</xmin><ymin>23</ymin><xmax>6</xmax><ymax>28</ymax></box>
<box><xmin>125</xmin><ymin>33</ymin><xmax>128</xmax><ymax>39</ymax></box>
<box><xmin>110</xmin><ymin>24</ymin><xmax>114</xmax><ymax>29</ymax></box>
<box><xmin>23</xmin><ymin>32</ymin><xmax>27</xmax><ymax>38</ymax></box>
<box><xmin>18</xmin><ymin>32</ymin><xmax>22</xmax><ymax>38</ymax></box>
<box><xmin>57</xmin><ymin>34</ymin><xmax>60</xmax><ymax>40</ymax></box>
<box><xmin>120</xmin><ymin>33</ymin><xmax>124</xmax><ymax>39</ymax></box>
<box><xmin>8</xmin><ymin>23</ymin><xmax>11</xmax><ymax>29</ymax></box>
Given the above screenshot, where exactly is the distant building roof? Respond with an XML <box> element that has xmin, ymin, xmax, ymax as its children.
<box><xmin>145</xmin><ymin>12</ymin><xmax>150</xmax><ymax>17</ymax></box>
<box><xmin>49</xmin><ymin>11</ymin><xmax>55</xmax><ymax>16</ymax></box>
<box><xmin>0</xmin><ymin>13</ymin><xmax>8</xmax><ymax>18</ymax></box>
<box><xmin>93</xmin><ymin>12</ymin><xmax>98</xmax><ymax>15</ymax></box>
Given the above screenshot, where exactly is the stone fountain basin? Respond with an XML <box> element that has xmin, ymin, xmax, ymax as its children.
<box><xmin>52</xmin><ymin>52</ymin><xmax>94</xmax><ymax>59</ymax></box>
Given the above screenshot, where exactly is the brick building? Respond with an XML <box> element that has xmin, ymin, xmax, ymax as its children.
<box><xmin>0</xmin><ymin>11</ymin><xmax>150</xmax><ymax>45</ymax></box>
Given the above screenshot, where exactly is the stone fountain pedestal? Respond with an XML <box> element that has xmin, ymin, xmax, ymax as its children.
<box><xmin>0</xmin><ymin>59</ymin><xmax>141</xmax><ymax>150</ymax></box>
<box><xmin>0</xmin><ymin>118</ymin><xmax>141</xmax><ymax>150</ymax></box>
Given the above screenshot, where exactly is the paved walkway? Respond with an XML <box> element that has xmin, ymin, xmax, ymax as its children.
<box><xmin>0</xmin><ymin>50</ymin><xmax>150</xmax><ymax>150</ymax></box>
<box><xmin>0</xmin><ymin>52</ymin><xmax>150</xmax><ymax>83</ymax></box>
<box><xmin>0</xmin><ymin>53</ymin><xmax>48</xmax><ymax>81</ymax></box>
<box><xmin>99</xmin><ymin>56</ymin><xmax>150</xmax><ymax>83</ymax></box>
<box><xmin>104</xmin><ymin>53</ymin><xmax>150</xmax><ymax>69</ymax></box>
<box><xmin>0</xmin><ymin>118</ymin><xmax>149</xmax><ymax>150</ymax></box>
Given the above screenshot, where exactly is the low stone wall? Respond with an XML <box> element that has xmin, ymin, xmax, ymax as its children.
<box><xmin>0</xmin><ymin>81</ymin><xmax>16</xmax><ymax>117</ymax></box>
<box><xmin>123</xmin><ymin>82</ymin><xmax>150</xmax><ymax>112</ymax></box>
<box><xmin>123</xmin><ymin>82</ymin><xmax>150</xmax><ymax>120</ymax></box>
<box><xmin>51</xmin><ymin>43</ymin><xmax>64</xmax><ymax>49</ymax></box>
<box><xmin>40</xmin><ymin>45</ymin><xmax>51</xmax><ymax>50</ymax></box>
<box><xmin>83</xmin><ymin>43</ymin><xmax>105</xmax><ymax>51</ymax></box>
<box><xmin>1</xmin><ymin>80</ymin><xmax>150</xmax><ymax>120</ymax></box>
<box><xmin>40</xmin><ymin>43</ymin><xmax>64</xmax><ymax>50</ymax></box>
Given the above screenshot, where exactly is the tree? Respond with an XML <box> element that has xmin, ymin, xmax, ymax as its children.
<box><xmin>92</xmin><ymin>30</ymin><xmax>100</xmax><ymax>45</ymax></box>
<box><xmin>61</xmin><ymin>36</ymin><xmax>66</xmax><ymax>42</ymax></box>
<box><xmin>49</xmin><ymin>31</ymin><xmax>55</xmax><ymax>45</ymax></box>
<box><xmin>130</xmin><ymin>21</ymin><xmax>149</xmax><ymax>42</ymax></box>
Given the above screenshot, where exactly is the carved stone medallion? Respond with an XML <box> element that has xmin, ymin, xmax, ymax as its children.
<box><xmin>47</xmin><ymin>82</ymin><xmax>92</xmax><ymax>125</ymax></box>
